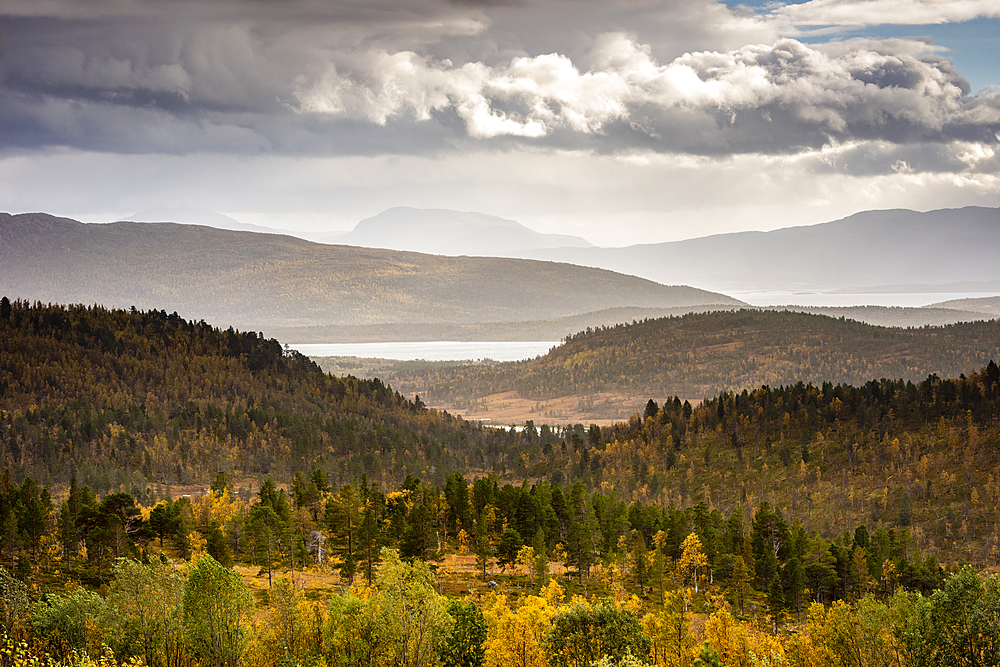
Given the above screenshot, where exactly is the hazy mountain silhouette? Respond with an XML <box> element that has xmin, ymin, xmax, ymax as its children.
<box><xmin>928</xmin><ymin>295</ymin><xmax>1000</xmax><ymax>316</ymax></box>
<box><xmin>520</xmin><ymin>207</ymin><xmax>1000</xmax><ymax>292</ymax></box>
<box><xmin>123</xmin><ymin>207</ymin><xmax>336</xmax><ymax>242</ymax></box>
<box><xmin>124</xmin><ymin>207</ymin><xmax>287</xmax><ymax>234</ymax></box>
<box><xmin>329</xmin><ymin>207</ymin><xmax>592</xmax><ymax>255</ymax></box>
<box><xmin>0</xmin><ymin>213</ymin><xmax>740</xmax><ymax>330</ymax></box>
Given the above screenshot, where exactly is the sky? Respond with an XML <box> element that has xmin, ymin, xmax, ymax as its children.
<box><xmin>0</xmin><ymin>0</ymin><xmax>998</xmax><ymax>247</ymax></box>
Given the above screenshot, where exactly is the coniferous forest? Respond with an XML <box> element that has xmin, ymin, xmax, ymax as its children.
<box><xmin>381</xmin><ymin>309</ymin><xmax>1000</xmax><ymax>407</ymax></box>
<box><xmin>2</xmin><ymin>298</ymin><xmax>1000</xmax><ymax>667</ymax></box>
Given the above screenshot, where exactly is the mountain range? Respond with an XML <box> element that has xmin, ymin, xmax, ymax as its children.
<box><xmin>118</xmin><ymin>205</ymin><xmax>1000</xmax><ymax>296</ymax></box>
<box><xmin>0</xmin><ymin>212</ymin><xmax>739</xmax><ymax>330</ymax></box>
<box><xmin>520</xmin><ymin>206</ymin><xmax>1000</xmax><ymax>292</ymax></box>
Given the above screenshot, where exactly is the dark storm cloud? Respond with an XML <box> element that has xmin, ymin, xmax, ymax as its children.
<box><xmin>1</xmin><ymin>0</ymin><xmax>998</xmax><ymax>165</ymax></box>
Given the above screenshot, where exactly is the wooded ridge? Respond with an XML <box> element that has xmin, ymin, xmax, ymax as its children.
<box><xmin>383</xmin><ymin>309</ymin><xmax>1000</xmax><ymax>405</ymax></box>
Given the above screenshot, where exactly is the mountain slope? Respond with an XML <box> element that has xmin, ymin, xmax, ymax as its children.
<box><xmin>0</xmin><ymin>300</ymin><xmax>496</xmax><ymax>490</ymax></box>
<box><xmin>123</xmin><ymin>207</ymin><xmax>286</xmax><ymax>235</ymax></box>
<box><xmin>385</xmin><ymin>309</ymin><xmax>1000</xmax><ymax>405</ymax></box>
<box><xmin>928</xmin><ymin>295</ymin><xmax>1000</xmax><ymax>315</ymax></box>
<box><xmin>271</xmin><ymin>304</ymin><xmax>992</xmax><ymax>343</ymax></box>
<box><xmin>331</xmin><ymin>207</ymin><xmax>592</xmax><ymax>255</ymax></box>
<box><xmin>523</xmin><ymin>206</ymin><xmax>1000</xmax><ymax>291</ymax></box>
<box><xmin>123</xmin><ymin>206</ymin><xmax>336</xmax><ymax>242</ymax></box>
<box><xmin>0</xmin><ymin>213</ymin><xmax>739</xmax><ymax>330</ymax></box>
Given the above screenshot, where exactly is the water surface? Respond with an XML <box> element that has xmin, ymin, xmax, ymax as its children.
<box><xmin>290</xmin><ymin>340</ymin><xmax>561</xmax><ymax>362</ymax></box>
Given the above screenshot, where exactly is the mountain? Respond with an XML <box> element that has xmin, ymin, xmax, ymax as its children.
<box><xmin>123</xmin><ymin>206</ymin><xmax>337</xmax><ymax>242</ymax></box>
<box><xmin>383</xmin><ymin>309</ymin><xmax>1000</xmax><ymax>406</ymax></box>
<box><xmin>330</xmin><ymin>207</ymin><xmax>593</xmax><ymax>255</ymax></box>
<box><xmin>0</xmin><ymin>213</ymin><xmax>740</xmax><ymax>330</ymax></box>
<box><xmin>124</xmin><ymin>207</ymin><xmax>290</xmax><ymax>235</ymax></box>
<box><xmin>521</xmin><ymin>206</ymin><xmax>1000</xmax><ymax>292</ymax></box>
<box><xmin>928</xmin><ymin>295</ymin><xmax>1000</xmax><ymax>316</ymax></box>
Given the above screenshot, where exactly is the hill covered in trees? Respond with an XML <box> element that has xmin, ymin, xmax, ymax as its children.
<box><xmin>1</xmin><ymin>358</ymin><xmax>999</xmax><ymax>666</ymax></box>
<box><xmin>0</xmin><ymin>213</ymin><xmax>740</xmax><ymax>330</ymax></box>
<box><xmin>272</xmin><ymin>304</ymin><xmax>992</xmax><ymax>344</ymax></box>
<box><xmin>384</xmin><ymin>309</ymin><xmax>1000</xmax><ymax>407</ymax></box>
<box><xmin>930</xmin><ymin>294</ymin><xmax>1000</xmax><ymax>316</ymax></box>
<box><xmin>4</xmin><ymin>298</ymin><xmax>1000</xmax><ymax>667</ymax></box>
<box><xmin>0</xmin><ymin>298</ymin><xmax>504</xmax><ymax>494</ymax></box>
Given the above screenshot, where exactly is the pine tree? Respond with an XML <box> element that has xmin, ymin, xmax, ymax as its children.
<box><xmin>767</xmin><ymin>572</ymin><xmax>785</xmax><ymax>632</ymax></box>
<box><xmin>326</xmin><ymin>484</ymin><xmax>361</xmax><ymax>583</ymax></box>
<box><xmin>474</xmin><ymin>511</ymin><xmax>491</xmax><ymax>582</ymax></box>
<box><xmin>532</xmin><ymin>528</ymin><xmax>549</xmax><ymax>587</ymax></box>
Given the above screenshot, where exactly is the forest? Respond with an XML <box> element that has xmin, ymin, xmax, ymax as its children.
<box><xmin>382</xmin><ymin>309</ymin><xmax>1000</xmax><ymax>406</ymax></box>
<box><xmin>0</xmin><ymin>442</ymin><xmax>994</xmax><ymax>667</ymax></box>
<box><xmin>2</xmin><ymin>298</ymin><xmax>1000</xmax><ymax>666</ymax></box>
<box><xmin>0</xmin><ymin>298</ymin><xmax>498</xmax><ymax>495</ymax></box>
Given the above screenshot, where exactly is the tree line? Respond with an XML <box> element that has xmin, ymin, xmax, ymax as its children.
<box><xmin>382</xmin><ymin>309</ymin><xmax>1000</xmax><ymax>405</ymax></box>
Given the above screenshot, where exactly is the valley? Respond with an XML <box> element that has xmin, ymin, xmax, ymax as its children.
<box><xmin>3</xmin><ymin>207</ymin><xmax>1000</xmax><ymax>667</ymax></box>
<box><xmin>7</xmin><ymin>0</ymin><xmax>1000</xmax><ymax>663</ymax></box>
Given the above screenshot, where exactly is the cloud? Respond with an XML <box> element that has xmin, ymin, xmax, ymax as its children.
<box><xmin>292</xmin><ymin>34</ymin><xmax>1000</xmax><ymax>156</ymax></box>
<box><xmin>768</xmin><ymin>0</ymin><xmax>1000</xmax><ymax>29</ymax></box>
<box><xmin>0</xmin><ymin>0</ymin><xmax>998</xmax><ymax>168</ymax></box>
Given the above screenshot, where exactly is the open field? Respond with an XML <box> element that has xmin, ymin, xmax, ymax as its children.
<box><xmin>234</xmin><ymin>553</ymin><xmax>585</xmax><ymax>605</ymax></box>
<box><xmin>427</xmin><ymin>390</ymin><xmax>688</xmax><ymax>427</ymax></box>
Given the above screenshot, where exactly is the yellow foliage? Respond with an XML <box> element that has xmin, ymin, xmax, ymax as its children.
<box><xmin>702</xmin><ymin>607</ymin><xmax>786</xmax><ymax>667</ymax></box>
<box><xmin>678</xmin><ymin>533</ymin><xmax>708</xmax><ymax>592</ymax></box>
<box><xmin>0</xmin><ymin>636</ymin><xmax>145</xmax><ymax>666</ymax></box>
<box><xmin>349</xmin><ymin>578</ymin><xmax>377</xmax><ymax>602</ymax></box>
<box><xmin>482</xmin><ymin>592</ymin><xmax>560</xmax><ymax>667</ymax></box>
<box><xmin>785</xmin><ymin>603</ymin><xmax>837</xmax><ymax>667</ymax></box>
<box><xmin>541</xmin><ymin>579</ymin><xmax>565</xmax><ymax>607</ymax></box>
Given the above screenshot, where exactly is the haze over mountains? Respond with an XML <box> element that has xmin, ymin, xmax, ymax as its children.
<box><xmin>521</xmin><ymin>206</ymin><xmax>1000</xmax><ymax>292</ymax></box>
<box><xmin>121</xmin><ymin>205</ymin><xmax>1000</xmax><ymax>298</ymax></box>
<box><xmin>124</xmin><ymin>207</ymin><xmax>331</xmax><ymax>242</ymax></box>
<box><xmin>329</xmin><ymin>207</ymin><xmax>592</xmax><ymax>255</ymax></box>
<box><xmin>0</xmin><ymin>212</ymin><xmax>739</xmax><ymax>332</ymax></box>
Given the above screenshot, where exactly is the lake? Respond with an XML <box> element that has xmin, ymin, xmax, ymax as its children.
<box><xmin>729</xmin><ymin>291</ymin><xmax>1000</xmax><ymax>308</ymax></box>
<box><xmin>289</xmin><ymin>340</ymin><xmax>562</xmax><ymax>361</ymax></box>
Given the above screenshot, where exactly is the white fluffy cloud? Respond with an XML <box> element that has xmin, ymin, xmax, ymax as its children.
<box><xmin>770</xmin><ymin>0</ymin><xmax>1000</xmax><ymax>28</ymax></box>
<box><xmin>292</xmin><ymin>34</ymin><xmax>1000</xmax><ymax>155</ymax></box>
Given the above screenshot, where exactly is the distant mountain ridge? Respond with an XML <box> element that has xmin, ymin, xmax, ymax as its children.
<box><xmin>0</xmin><ymin>212</ymin><xmax>740</xmax><ymax>330</ymax></box>
<box><xmin>929</xmin><ymin>295</ymin><xmax>1000</xmax><ymax>316</ymax></box>
<box><xmin>520</xmin><ymin>206</ymin><xmax>1000</xmax><ymax>292</ymax></box>
<box><xmin>124</xmin><ymin>207</ymin><xmax>290</xmax><ymax>235</ymax></box>
<box><xmin>330</xmin><ymin>207</ymin><xmax>592</xmax><ymax>255</ymax></box>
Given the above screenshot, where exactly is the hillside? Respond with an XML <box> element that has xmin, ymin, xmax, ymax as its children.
<box><xmin>775</xmin><ymin>305</ymin><xmax>992</xmax><ymax>328</ymax></box>
<box><xmin>0</xmin><ymin>299</ymin><xmax>501</xmax><ymax>492</ymax></box>
<box><xmin>521</xmin><ymin>206</ymin><xmax>1000</xmax><ymax>291</ymax></box>
<box><xmin>382</xmin><ymin>310</ymin><xmax>1000</xmax><ymax>410</ymax></box>
<box><xmin>272</xmin><ymin>304</ymin><xmax>992</xmax><ymax>344</ymax></box>
<box><xmin>124</xmin><ymin>207</ymin><xmax>289</xmax><ymax>235</ymax></box>
<box><xmin>4</xmin><ymin>297</ymin><xmax>1000</xmax><ymax>667</ymax></box>
<box><xmin>330</xmin><ymin>206</ymin><xmax>592</xmax><ymax>254</ymax></box>
<box><xmin>267</xmin><ymin>305</ymin><xmax>739</xmax><ymax>343</ymax></box>
<box><xmin>928</xmin><ymin>295</ymin><xmax>1000</xmax><ymax>316</ymax></box>
<box><xmin>0</xmin><ymin>213</ymin><xmax>740</xmax><ymax>330</ymax></box>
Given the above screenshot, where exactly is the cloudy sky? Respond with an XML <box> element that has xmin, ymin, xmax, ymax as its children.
<box><xmin>1</xmin><ymin>0</ymin><xmax>998</xmax><ymax>246</ymax></box>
